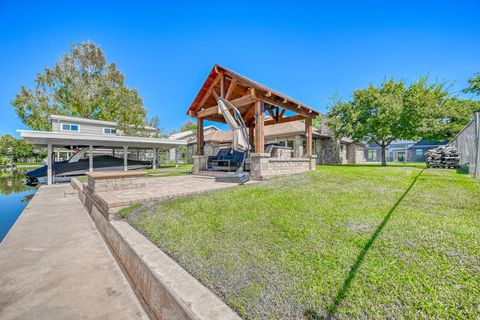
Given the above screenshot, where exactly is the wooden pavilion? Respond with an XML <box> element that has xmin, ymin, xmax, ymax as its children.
<box><xmin>186</xmin><ymin>65</ymin><xmax>321</xmax><ymax>179</ymax></box>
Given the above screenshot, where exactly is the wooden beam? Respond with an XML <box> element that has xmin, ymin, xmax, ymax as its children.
<box><xmin>243</xmin><ymin>104</ymin><xmax>258</xmax><ymax>125</ymax></box>
<box><xmin>249</xmin><ymin>125</ymin><xmax>255</xmax><ymax>149</ymax></box>
<box><xmin>197</xmin><ymin>118</ymin><xmax>204</xmax><ymax>155</ymax></box>
<box><xmin>225</xmin><ymin>79</ymin><xmax>237</xmax><ymax>100</ymax></box>
<box><xmin>199</xmin><ymin>73</ymin><xmax>222</xmax><ymax>108</ymax></box>
<box><xmin>254</xmin><ymin>101</ymin><xmax>264</xmax><ymax>153</ymax></box>
<box><xmin>212</xmin><ymin>88</ymin><xmax>219</xmax><ymax>101</ymax></box>
<box><xmin>305</xmin><ymin>117</ymin><xmax>313</xmax><ymax>156</ymax></box>
<box><xmin>256</xmin><ymin>91</ymin><xmax>312</xmax><ymax>117</ymax></box>
<box><xmin>197</xmin><ymin>94</ymin><xmax>257</xmax><ymax>118</ymax></box>
<box><xmin>264</xmin><ymin>115</ymin><xmax>305</xmax><ymax>126</ymax></box>
<box><xmin>279</xmin><ymin>108</ymin><xmax>286</xmax><ymax>118</ymax></box>
<box><xmin>265</xmin><ymin>91</ymin><xmax>272</xmax><ymax>97</ymax></box>
<box><xmin>220</xmin><ymin>75</ymin><xmax>225</xmax><ymax>97</ymax></box>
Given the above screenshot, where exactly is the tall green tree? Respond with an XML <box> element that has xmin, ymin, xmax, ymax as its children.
<box><xmin>0</xmin><ymin>135</ymin><xmax>36</xmax><ymax>160</ymax></box>
<box><xmin>179</xmin><ymin>120</ymin><xmax>197</xmax><ymax>133</ymax></box>
<box><xmin>465</xmin><ymin>72</ymin><xmax>480</xmax><ymax>95</ymax></box>
<box><xmin>0</xmin><ymin>134</ymin><xmax>16</xmax><ymax>156</ymax></box>
<box><xmin>12</xmin><ymin>42</ymin><xmax>148</xmax><ymax>132</ymax></box>
<box><xmin>329</xmin><ymin>78</ymin><xmax>448</xmax><ymax>166</ymax></box>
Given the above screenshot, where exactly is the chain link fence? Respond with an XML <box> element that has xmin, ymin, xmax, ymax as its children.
<box><xmin>449</xmin><ymin>112</ymin><xmax>480</xmax><ymax>178</ymax></box>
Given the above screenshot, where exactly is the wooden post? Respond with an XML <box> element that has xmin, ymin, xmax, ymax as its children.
<box><xmin>249</xmin><ymin>125</ymin><xmax>255</xmax><ymax>150</ymax></box>
<box><xmin>254</xmin><ymin>101</ymin><xmax>264</xmax><ymax>153</ymax></box>
<box><xmin>197</xmin><ymin>118</ymin><xmax>204</xmax><ymax>155</ymax></box>
<box><xmin>305</xmin><ymin>117</ymin><xmax>313</xmax><ymax>156</ymax></box>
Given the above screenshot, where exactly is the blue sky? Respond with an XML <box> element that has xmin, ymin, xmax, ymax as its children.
<box><xmin>1</xmin><ymin>0</ymin><xmax>479</xmax><ymax>136</ymax></box>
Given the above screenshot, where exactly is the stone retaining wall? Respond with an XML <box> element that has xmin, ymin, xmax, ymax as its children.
<box><xmin>71</xmin><ymin>178</ymin><xmax>240</xmax><ymax>320</ymax></box>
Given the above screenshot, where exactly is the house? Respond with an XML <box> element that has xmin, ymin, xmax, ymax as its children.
<box><xmin>50</xmin><ymin>115</ymin><xmax>158</xmax><ymax>137</ymax></box>
<box><xmin>407</xmin><ymin>140</ymin><xmax>448</xmax><ymax>162</ymax></box>
<box><xmin>19</xmin><ymin>115</ymin><xmax>186</xmax><ymax>184</ymax></box>
<box><xmin>181</xmin><ymin>119</ymin><xmax>364</xmax><ymax>165</ymax></box>
<box><xmin>364</xmin><ymin>140</ymin><xmax>447</xmax><ymax>163</ymax></box>
<box><xmin>168</xmin><ymin>125</ymin><xmax>220</xmax><ymax>162</ymax></box>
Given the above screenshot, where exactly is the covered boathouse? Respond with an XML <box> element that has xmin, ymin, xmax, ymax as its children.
<box><xmin>187</xmin><ymin>65</ymin><xmax>320</xmax><ymax>180</ymax></box>
<box><xmin>19</xmin><ymin>115</ymin><xmax>186</xmax><ymax>185</ymax></box>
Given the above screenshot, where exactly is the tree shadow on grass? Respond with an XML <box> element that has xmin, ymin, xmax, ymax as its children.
<box><xmin>318</xmin><ymin>169</ymin><xmax>425</xmax><ymax>319</ymax></box>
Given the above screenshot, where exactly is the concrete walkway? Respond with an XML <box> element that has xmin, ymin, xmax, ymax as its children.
<box><xmin>0</xmin><ymin>184</ymin><xmax>148</xmax><ymax>320</ymax></box>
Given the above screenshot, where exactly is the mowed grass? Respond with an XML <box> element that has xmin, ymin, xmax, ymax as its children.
<box><xmin>126</xmin><ymin>166</ymin><xmax>480</xmax><ymax>319</ymax></box>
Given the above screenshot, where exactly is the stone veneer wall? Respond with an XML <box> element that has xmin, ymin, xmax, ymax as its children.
<box><xmin>250</xmin><ymin>153</ymin><xmax>316</xmax><ymax>180</ymax></box>
<box><xmin>86</xmin><ymin>171</ymin><xmax>146</xmax><ymax>193</ymax></box>
<box><xmin>317</xmin><ymin>138</ymin><xmax>339</xmax><ymax>165</ymax></box>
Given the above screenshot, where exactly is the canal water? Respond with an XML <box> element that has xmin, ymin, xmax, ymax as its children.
<box><xmin>0</xmin><ymin>169</ymin><xmax>37</xmax><ymax>242</ymax></box>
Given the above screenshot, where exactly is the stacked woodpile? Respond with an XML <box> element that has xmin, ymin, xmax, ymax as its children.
<box><xmin>425</xmin><ymin>146</ymin><xmax>460</xmax><ymax>169</ymax></box>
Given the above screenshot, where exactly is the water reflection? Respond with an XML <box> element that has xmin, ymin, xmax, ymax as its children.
<box><xmin>0</xmin><ymin>169</ymin><xmax>34</xmax><ymax>195</ymax></box>
<box><xmin>0</xmin><ymin>168</ymin><xmax>37</xmax><ymax>241</ymax></box>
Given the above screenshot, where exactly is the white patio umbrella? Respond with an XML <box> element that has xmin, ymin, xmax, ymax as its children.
<box><xmin>217</xmin><ymin>97</ymin><xmax>249</xmax><ymax>152</ymax></box>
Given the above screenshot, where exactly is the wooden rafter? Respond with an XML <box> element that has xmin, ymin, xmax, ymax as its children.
<box><xmin>225</xmin><ymin>78</ymin><xmax>237</xmax><ymax>100</ymax></box>
<box><xmin>197</xmin><ymin>94</ymin><xmax>257</xmax><ymax>118</ymax></box>
<box><xmin>212</xmin><ymin>88</ymin><xmax>219</xmax><ymax>101</ymax></box>
<box><xmin>256</xmin><ymin>91</ymin><xmax>313</xmax><ymax>117</ymax></box>
<box><xmin>220</xmin><ymin>75</ymin><xmax>225</xmax><ymax>97</ymax></box>
<box><xmin>198</xmin><ymin>72</ymin><xmax>223</xmax><ymax>108</ymax></box>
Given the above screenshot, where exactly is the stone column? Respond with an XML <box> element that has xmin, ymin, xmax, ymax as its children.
<box><xmin>192</xmin><ymin>155</ymin><xmax>207</xmax><ymax>174</ymax></box>
<box><xmin>250</xmin><ymin>153</ymin><xmax>270</xmax><ymax>180</ymax></box>
<box><xmin>308</xmin><ymin>155</ymin><xmax>317</xmax><ymax>170</ymax></box>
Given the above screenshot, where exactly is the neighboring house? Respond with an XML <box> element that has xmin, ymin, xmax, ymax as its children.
<box><xmin>168</xmin><ymin>125</ymin><xmax>220</xmax><ymax>162</ymax></box>
<box><xmin>364</xmin><ymin>140</ymin><xmax>447</xmax><ymax>162</ymax></box>
<box><xmin>180</xmin><ymin>119</ymin><xmax>365</xmax><ymax>165</ymax></box>
<box><xmin>48</xmin><ymin>114</ymin><xmax>160</xmax><ymax>160</ymax></box>
<box><xmin>407</xmin><ymin>140</ymin><xmax>448</xmax><ymax>162</ymax></box>
<box><xmin>50</xmin><ymin>115</ymin><xmax>158</xmax><ymax>137</ymax></box>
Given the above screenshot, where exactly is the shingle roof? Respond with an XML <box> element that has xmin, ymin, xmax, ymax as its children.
<box><xmin>200</xmin><ymin>121</ymin><xmax>326</xmax><ymax>144</ymax></box>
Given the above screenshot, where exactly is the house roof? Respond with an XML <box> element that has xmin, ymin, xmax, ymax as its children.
<box><xmin>50</xmin><ymin>115</ymin><xmax>117</xmax><ymax>126</ymax></box>
<box><xmin>196</xmin><ymin>121</ymin><xmax>327</xmax><ymax>144</ymax></box>
<box><xmin>49</xmin><ymin>114</ymin><xmax>157</xmax><ymax>132</ymax></box>
<box><xmin>169</xmin><ymin>125</ymin><xmax>220</xmax><ymax>140</ymax></box>
<box><xmin>19</xmin><ymin>130</ymin><xmax>186</xmax><ymax>149</ymax></box>
<box><xmin>186</xmin><ymin>65</ymin><xmax>320</xmax><ymax>124</ymax></box>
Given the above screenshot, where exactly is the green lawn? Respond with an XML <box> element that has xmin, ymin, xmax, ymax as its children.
<box><xmin>124</xmin><ymin>166</ymin><xmax>480</xmax><ymax>319</ymax></box>
<box><xmin>145</xmin><ymin>163</ymin><xmax>192</xmax><ymax>177</ymax></box>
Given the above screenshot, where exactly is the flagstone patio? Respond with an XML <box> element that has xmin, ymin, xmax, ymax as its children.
<box><xmin>92</xmin><ymin>175</ymin><xmax>249</xmax><ymax>214</ymax></box>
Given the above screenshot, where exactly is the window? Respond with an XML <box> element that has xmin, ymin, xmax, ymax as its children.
<box><xmin>368</xmin><ymin>149</ymin><xmax>377</xmax><ymax>160</ymax></box>
<box><xmin>286</xmin><ymin>140</ymin><xmax>294</xmax><ymax>149</ymax></box>
<box><xmin>103</xmin><ymin>128</ymin><xmax>117</xmax><ymax>135</ymax></box>
<box><xmin>415</xmin><ymin>149</ymin><xmax>424</xmax><ymax>161</ymax></box>
<box><xmin>61</xmin><ymin>123</ymin><xmax>79</xmax><ymax>132</ymax></box>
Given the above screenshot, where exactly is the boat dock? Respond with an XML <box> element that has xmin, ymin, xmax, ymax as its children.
<box><xmin>0</xmin><ymin>184</ymin><xmax>148</xmax><ymax>319</ymax></box>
